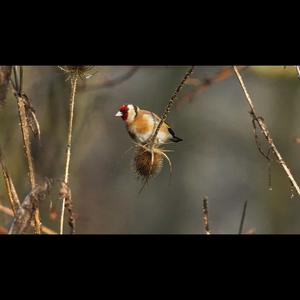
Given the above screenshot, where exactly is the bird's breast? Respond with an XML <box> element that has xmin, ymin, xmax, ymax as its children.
<box><xmin>127</xmin><ymin>113</ymin><xmax>171</xmax><ymax>144</ymax></box>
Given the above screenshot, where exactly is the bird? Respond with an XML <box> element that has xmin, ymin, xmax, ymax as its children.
<box><xmin>115</xmin><ymin>104</ymin><xmax>183</xmax><ymax>145</ymax></box>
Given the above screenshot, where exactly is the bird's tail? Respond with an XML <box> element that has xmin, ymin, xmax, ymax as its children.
<box><xmin>167</xmin><ymin>127</ymin><xmax>183</xmax><ymax>143</ymax></box>
<box><xmin>171</xmin><ymin>136</ymin><xmax>183</xmax><ymax>143</ymax></box>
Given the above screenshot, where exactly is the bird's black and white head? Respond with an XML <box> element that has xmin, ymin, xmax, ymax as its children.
<box><xmin>115</xmin><ymin>104</ymin><xmax>139</xmax><ymax>123</ymax></box>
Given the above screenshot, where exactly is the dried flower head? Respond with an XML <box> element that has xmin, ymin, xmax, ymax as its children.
<box><xmin>134</xmin><ymin>145</ymin><xmax>163</xmax><ymax>179</ymax></box>
<box><xmin>133</xmin><ymin>144</ymin><xmax>173</xmax><ymax>184</ymax></box>
<box><xmin>58</xmin><ymin>65</ymin><xmax>94</xmax><ymax>80</ymax></box>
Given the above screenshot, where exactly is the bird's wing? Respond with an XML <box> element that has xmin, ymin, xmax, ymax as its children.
<box><xmin>142</xmin><ymin>110</ymin><xmax>172</xmax><ymax>128</ymax></box>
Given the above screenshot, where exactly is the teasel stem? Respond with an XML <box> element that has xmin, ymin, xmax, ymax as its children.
<box><xmin>60</xmin><ymin>73</ymin><xmax>78</xmax><ymax>234</ymax></box>
<box><xmin>12</xmin><ymin>66</ymin><xmax>41</xmax><ymax>233</ymax></box>
<box><xmin>148</xmin><ymin>66</ymin><xmax>195</xmax><ymax>149</ymax></box>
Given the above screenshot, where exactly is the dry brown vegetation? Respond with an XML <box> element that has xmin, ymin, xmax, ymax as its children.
<box><xmin>0</xmin><ymin>65</ymin><xmax>300</xmax><ymax>234</ymax></box>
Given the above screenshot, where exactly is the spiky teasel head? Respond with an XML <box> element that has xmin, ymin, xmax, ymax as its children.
<box><xmin>133</xmin><ymin>144</ymin><xmax>173</xmax><ymax>183</ymax></box>
<box><xmin>58</xmin><ymin>66</ymin><xmax>94</xmax><ymax>80</ymax></box>
<box><xmin>134</xmin><ymin>145</ymin><xmax>163</xmax><ymax>180</ymax></box>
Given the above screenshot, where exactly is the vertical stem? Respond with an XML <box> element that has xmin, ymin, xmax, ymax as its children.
<box><xmin>233</xmin><ymin>66</ymin><xmax>300</xmax><ymax>197</ymax></box>
<box><xmin>17</xmin><ymin>97</ymin><xmax>36</xmax><ymax>187</ymax></box>
<box><xmin>238</xmin><ymin>201</ymin><xmax>248</xmax><ymax>234</ymax></box>
<box><xmin>202</xmin><ymin>197</ymin><xmax>211</xmax><ymax>235</ymax></box>
<box><xmin>60</xmin><ymin>74</ymin><xmax>78</xmax><ymax>234</ymax></box>
<box><xmin>17</xmin><ymin>96</ymin><xmax>40</xmax><ymax>233</ymax></box>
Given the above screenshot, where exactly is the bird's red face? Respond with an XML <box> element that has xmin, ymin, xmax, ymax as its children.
<box><xmin>115</xmin><ymin>104</ymin><xmax>129</xmax><ymax>120</ymax></box>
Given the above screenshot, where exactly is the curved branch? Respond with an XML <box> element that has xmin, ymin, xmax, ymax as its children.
<box><xmin>0</xmin><ymin>204</ymin><xmax>56</xmax><ymax>234</ymax></box>
<box><xmin>148</xmin><ymin>66</ymin><xmax>195</xmax><ymax>148</ymax></box>
<box><xmin>233</xmin><ymin>66</ymin><xmax>300</xmax><ymax>197</ymax></box>
<box><xmin>80</xmin><ymin>66</ymin><xmax>139</xmax><ymax>92</ymax></box>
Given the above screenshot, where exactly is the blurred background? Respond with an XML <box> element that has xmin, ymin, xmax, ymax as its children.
<box><xmin>1</xmin><ymin>65</ymin><xmax>300</xmax><ymax>234</ymax></box>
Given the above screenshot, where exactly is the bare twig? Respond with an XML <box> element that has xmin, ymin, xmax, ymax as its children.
<box><xmin>233</xmin><ymin>66</ymin><xmax>300</xmax><ymax>197</ymax></box>
<box><xmin>202</xmin><ymin>197</ymin><xmax>211</xmax><ymax>235</ymax></box>
<box><xmin>179</xmin><ymin>66</ymin><xmax>248</xmax><ymax>106</ymax></box>
<box><xmin>0</xmin><ymin>150</ymin><xmax>21</xmax><ymax>215</ymax></box>
<box><xmin>238</xmin><ymin>201</ymin><xmax>248</xmax><ymax>234</ymax></box>
<box><xmin>11</xmin><ymin>66</ymin><xmax>41</xmax><ymax>233</ymax></box>
<box><xmin>0</xmin><ymin>203</ymin><xmax>56</xmax><ymax>234</ymax></box>
<box><xmin>252</xmin><ymin>117</ymin><xmax>275</xmax><ymax>191</ymax></box>
<box><xmin>8</xmin><ymin>180</ymin><xmax>51</xmax><ymax>234</ymax></box>
<box><xmin>60</xmin><ymin>71</ymin><xmax>79</xmax><ymax>234</ymax></box>
<box><xmin>82</xmin><ymin>66</ymin><xmax>139</xmax><ymax>92</ymax></box>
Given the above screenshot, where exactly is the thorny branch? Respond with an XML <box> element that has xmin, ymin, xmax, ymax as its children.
<box><xmin>148</xmin><ymin>66</ymin><xmax>195</xmax><ymax>148</ymax></box>
<box><xmin>233</xmin><ymin>66</ymin><xmax>300</xmax><ymax>197</ymax></box>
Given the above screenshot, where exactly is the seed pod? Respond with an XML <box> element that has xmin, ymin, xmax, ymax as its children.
<box><xmin>134</xmin><ymin>145</ymin><xmax>163</xmax><ymax>180</ymax></box>
<box><xmin>58</xmin><ymin>66</ymin><xmax>94</xmax><ymax>80</ymax></box>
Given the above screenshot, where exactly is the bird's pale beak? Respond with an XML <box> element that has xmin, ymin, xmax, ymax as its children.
<box><xmin>115</xmin><ymin>111</ymin><xmax>123</xmax><ymax>117</ymax></box>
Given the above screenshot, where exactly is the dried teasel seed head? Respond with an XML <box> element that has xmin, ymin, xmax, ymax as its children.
<box><xmin>134</xmin><ymin>145</ymin><xmax>163</xmax><ymax>180</ymax></box>
<box><xmin>58</xmin><ymin>66</ymin><xmax>94</xmax><ymax>80</ymax></box>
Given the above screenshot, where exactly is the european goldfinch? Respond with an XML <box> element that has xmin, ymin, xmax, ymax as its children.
<box><xmin>115</xmin><ymin>104</ymin><xmax>183</xmax><ymax>145</ymax></box>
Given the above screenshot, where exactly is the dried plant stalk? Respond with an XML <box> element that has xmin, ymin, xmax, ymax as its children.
<box><xmin>238</xmin><ymin>201</ymin><xmax>248</xmax><ymax>234</ymax></box>
<box><xmin>180</xmin><ymin>66</ymin><xmax>248</xmax><ymax>105</ymax></box>
<box><xmin>17</xmin><ymin>97</ymin><xmax>36</xmax><ymax>187</ymax></box>
<box><xmin>22</xmin><ymin>94</ymin><xmax>41</xmax><ymax>140</ymax></box>
<box><xmin>10</xmin><ymin>66</ymin><xmax>41</xmax><ymax>233</ymax></box>
<box><xmin>233</xmin><ymin>66</ymin><xmax>300</xmax><ymax>197</ymax></box>
<box><xmin>59</xmin><ymin>182</ymin><xmax>75</xmax><ymax>234</ymax></box>
<box><xmin>0</xmin><ymin>203</ymin><xmax>56</xmax><ymax>234</ymax></box>
<box><xmin>296</xmin><ymin>66</ymin><xmax>300</xmax><ymax>78</ymax></box>
<box><xmin>0</xmin><ymin>150</ymin><xmax>21</xmax><ymax>215</ymax></box>
<box><xmin>60</xmin><ymin>72</ymin><xmax>79</xmax><ymax>234</ymax></box>
<box><xmin>148</xmin><ymin>66</ymin><xmax>195</xmax><ymax>148</ymax></box>
<box><xmin>8</xmin><ymin>180</ymin><xmax>51</xmax><ymax>234</ymax></box>
<box><xmin>202</xmin><ymin>197</ymin><xmax>211</xmax><ymax>235</ymax></box>
<box><xmin>17</xmin><ymin>95</ymin><xmax>41</xmax><ymax>233</ymax></box>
